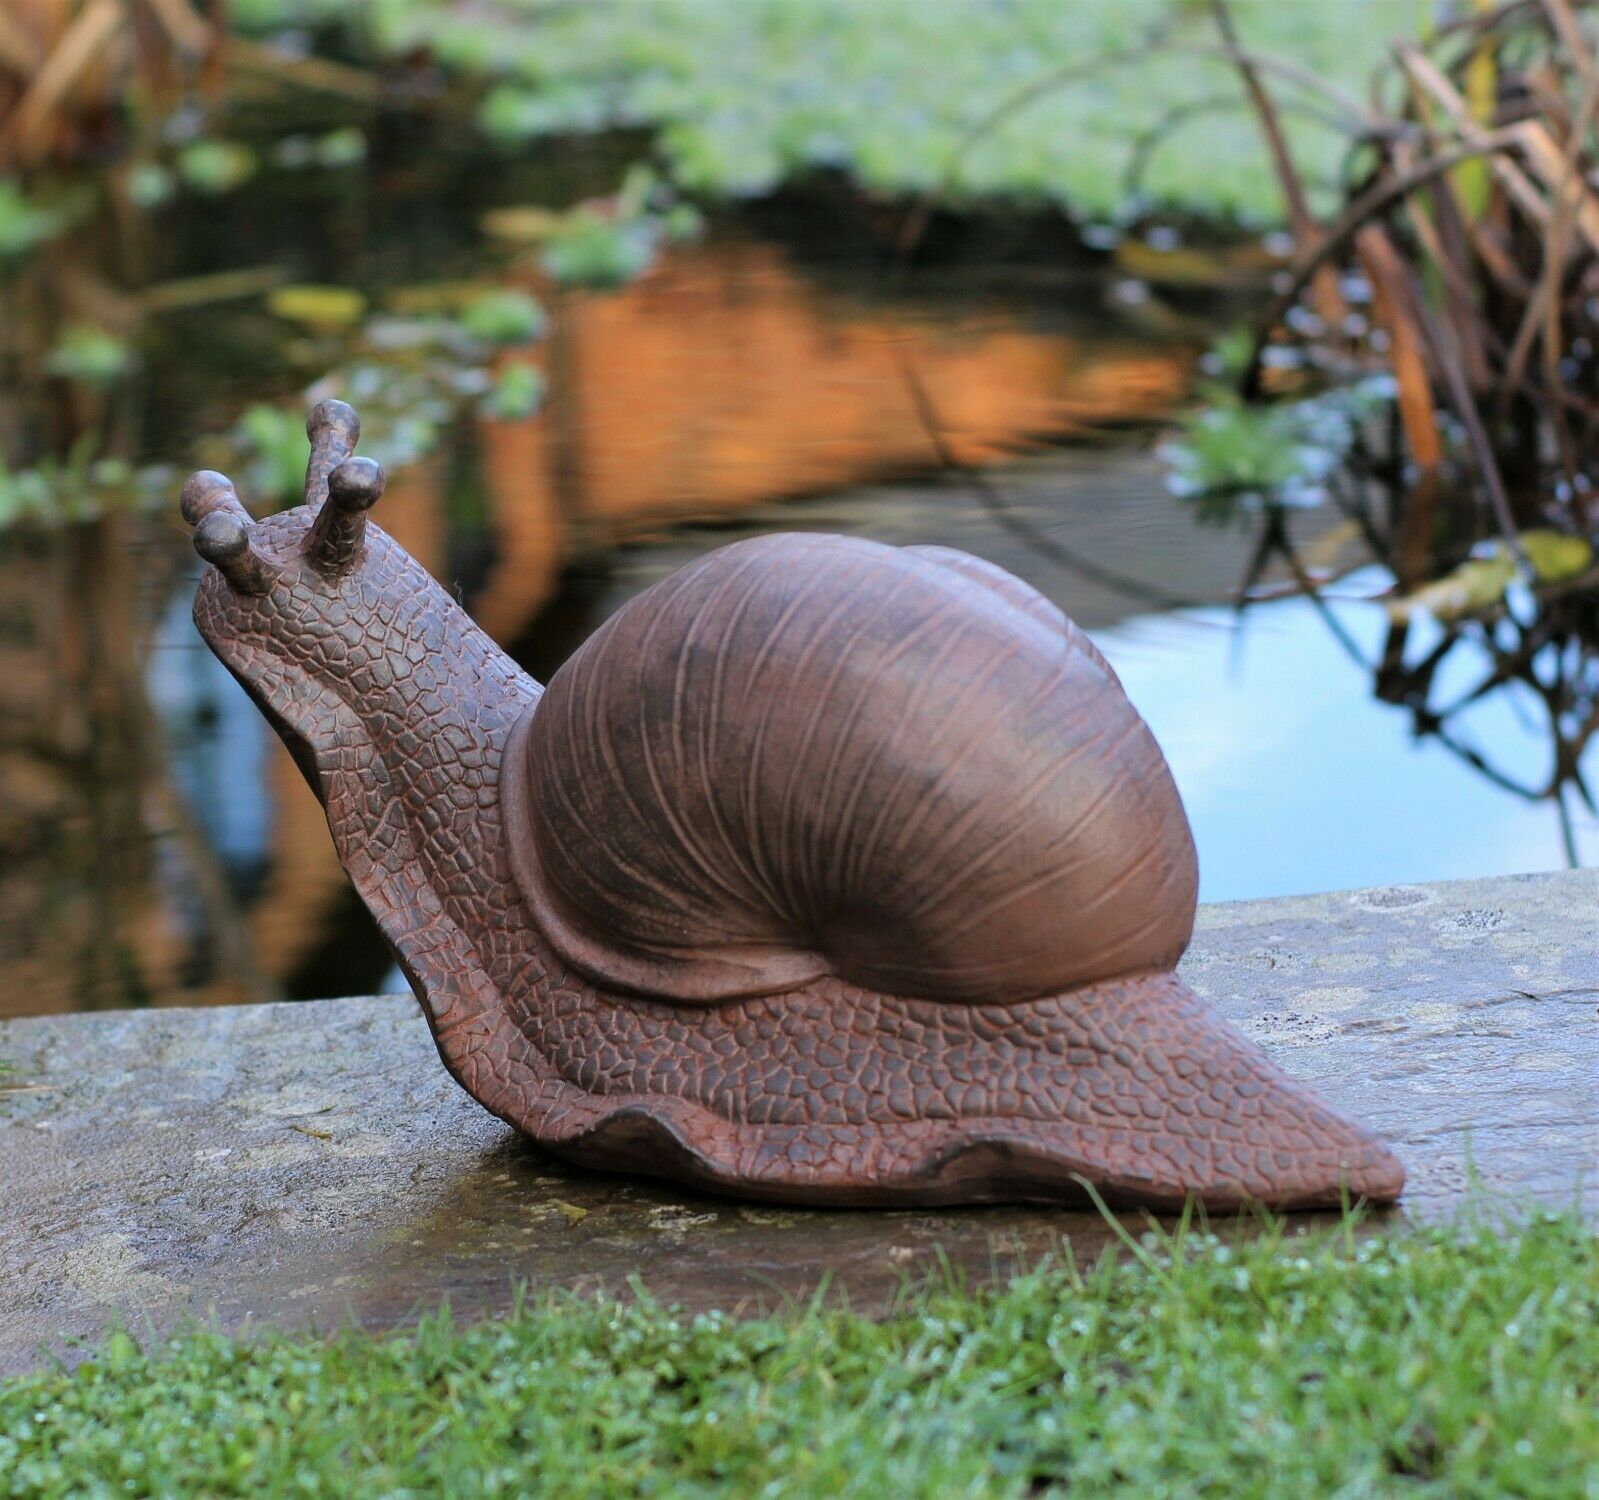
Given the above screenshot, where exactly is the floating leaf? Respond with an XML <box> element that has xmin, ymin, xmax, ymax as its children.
<box><xmin>315</xmin><ymin>127</ymin><xmax>367</xmax><ymax>168</ymax></box>
<box><xmin>478</xmin><ymin>82</ymin><xmax>612</xmax><ymax>144</ymax></box>
<box><xmin>663</xmin><ymin>202</ymin><xmax>705</xmax><ymax>244</ymax></box>
<box><xmin>238</xmin><ymin>403</ymin><xmax>312</xmax><ymax>506</ymax></box>
<box><xmin>1114</xmin><ymin>239</ymin><xmax>1276</xmax><ymax>290</ymax></box>
<box><xmin>480</xmin><ymin>206</ymin><xmax>566</xmax><ymax>245</ymax></box>
<box><xmin>268</xmin><ymin>128</ymin><xmax>365</xmax><ymax>171</ymax></box>
<box><xmin>1387</xmin><ymin>550</ymin><xmax>1517</xmax><ymax>624</ymax></box>
<box><xmin>1199</xmin><ymin>326</ymin><xmax>1257</xmax><ymax>382</ymax></box>
<box><xmin>480</xmin><ymin>362</ymin><xmax>546</xmax><ymax>421</ymax></box>
<box><xmin>1161</xmin><ymin>378</ymin><xmax>1391</xmax><ymax>525</ymax></box>
<box><xmin>0</xmin><ymin>181</ymin><xmax>68</xmax><ymax>259</ymax></box>
<box><xmin>383</xmin><ymin>282</ymin><xmax>519</xmax><ymax>324</ymax></box>
<box><xmin>126</xmin><ymin>163</ymin><xmax>175</xmax><ymax>209</ymax></box>
<box><xmin>540</xmin><ymin>214</ymin><xmax>657</xmax><ymax>290</ymax></box>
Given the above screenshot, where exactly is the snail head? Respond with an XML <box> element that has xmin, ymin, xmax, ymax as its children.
<box><xmin>181</xmin><ymin>399</ymin><xmax>428</xmax><ymax>781</ymax></box>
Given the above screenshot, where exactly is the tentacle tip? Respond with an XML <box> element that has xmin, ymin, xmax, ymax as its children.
<box><xmin>180</xmin><ymin>470</ymin><xmax>238</xmax><ymax>527</ymax></box>
<box><xmin>327</xmin><ymin>455</ymin><xmax>386</xmax><ymax>512</ymax></box>
<box><xmin>194</xmin><ymin>510</ymin><xmax>279</xmax><ymax>594</ymax></box>
<box><xmin>307</xmin><ymin>398</ymin><xmax>360</xmax><ymax>445</ymax></box>
<box><xmin>193</xmin><ymin>510</ymin><xmax>250</xmax><ymax>565</ymax></box>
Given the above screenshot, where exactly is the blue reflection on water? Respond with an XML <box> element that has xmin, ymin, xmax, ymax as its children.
<box><xmin>148</xmin><ymin>573</ymin><xmax>271</xmax><ymax>889</ymax></box>
<box><xmin>1093</xmin><ymin>571</ymin><xmax>1596</xmax><ymax>903</ymax></box>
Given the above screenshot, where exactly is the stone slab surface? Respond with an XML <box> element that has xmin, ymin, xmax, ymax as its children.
<box><xmin>1</xmin><ymin>871</ymin><xmax>1594</xmax><ymax>1374</ymax></box>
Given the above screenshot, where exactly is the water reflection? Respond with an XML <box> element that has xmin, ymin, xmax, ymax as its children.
<box><xmin>1099</xmin><ymin>575</ymin><xmax>1597</xmax><ymax>902</ymax></box>
<box><xmin>5</xmin><ymin>231</ymin><xmax>1597</xmax><ymax>1015</ymax></box>
<box><xmin>470</xmin><ymin>238</ymin><xmax>1188</xmax><ymax>641</ymax></box>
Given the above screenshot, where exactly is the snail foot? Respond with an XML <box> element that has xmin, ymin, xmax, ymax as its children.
<box><xmin>469</xmin><ymin>968</ymin><xmax>1405</xmax><ymax>1211</ymax></box>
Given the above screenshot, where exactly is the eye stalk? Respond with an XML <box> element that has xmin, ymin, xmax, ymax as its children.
<box><xmin>193</xmin><ymin>510</ymin><xmax>281</xmax><ymax>595</ymax></box>
<box><xmin>180</xmin><ymin>469</ymin><xmax>246</xmax><ymax>527</ymax></box>
<box><xmin>304</xmin><ymin>399</ymin><xmax>360</xmax><ymax>513</ymax></box>
<box><xmin>305</xmin><ymin>455</ymin><xmax>385</xmax><ymax>577</ymax></box>
<box><xmin>179</xmin><ymin>398</ymin><xmax>375</xmax><ymax>592</ymax></box>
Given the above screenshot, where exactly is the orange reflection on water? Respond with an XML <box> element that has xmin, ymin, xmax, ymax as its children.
<box><xmin>473</xmin><ymin>239</ymin><xmax>1186</xmax><ymax>638</ymax></box>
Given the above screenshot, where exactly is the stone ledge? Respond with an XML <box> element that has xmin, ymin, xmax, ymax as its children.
<box><xmin>1</xmin><ymin>870</ymin><xmax>1594</xmax><ymax>1373</ymax></box>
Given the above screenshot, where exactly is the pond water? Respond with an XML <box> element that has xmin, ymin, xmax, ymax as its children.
<box><xmin>2</xmin><ymin>180</ymin><xmax>1593</xmax><ymax>1016</ymax></box>
<box><xmin>1103</xmin><ymin>584</ymin><xmax>1599</xmax><ymax>900</ymax></box>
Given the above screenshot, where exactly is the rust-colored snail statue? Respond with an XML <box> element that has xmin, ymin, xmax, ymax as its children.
<box><xmin>184</xmin><ymin>400</ymin><xmax>1404</xmax><ymax>1210</ymax></box>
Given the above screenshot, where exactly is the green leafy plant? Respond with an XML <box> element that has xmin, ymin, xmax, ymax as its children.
<box><xmin>236</xmin><ymin>405</ymin><xmax>312</xmax><ymax>508</ymax></box>
<box><xmin>0</xmin><ymin>441</ymin><xmax>166</xmax><ymax>529</ymax></box>
<box><xmin>45</xmin><ymin>326</ymin><xmax>136</xmax><ymax>387</ymax></box>
<box><xmin>539</xmin><ymin>212</ymin><xmax>659</xmax><ymax>290</ymax></box>
<box><xmin>271</xmin><ymin>128</ymin><xmax>369</xmax><ymax>171</ymax></box>
<box><xmin>124</xmin><ymin>163</ymin><xmax>175</xmax><ymax>209</ymax></box>
<box><xmin>410</xmin><ymin>0</ymin><xmax>1402</xmax><ymax>219</ymax></box>
<box><xmin>459</xmin><ymin>289</ymin><xmax>547</xmax><ymax>346</ymax></box>
<box><xmin>479</xmin><ymin>362</ymin><xmax>546</xmax><ymax>421</ymax></box>
<box><xmin>176</xmin><ymin>141</ymin><xmax>259</xmax><ymax>197</ymax></box>
<box><xmin>1160</xmin><ymin>377</ymin><xmax>1391</xmax><ymax>524</ymax></box>
<box><xmin>0</xmin><ymin>181</ymin><xmax>71</xmax><ymax>259</ymax></box>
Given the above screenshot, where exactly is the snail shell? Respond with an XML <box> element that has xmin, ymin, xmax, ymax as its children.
<box><xmin>502</xmin><ymin>532</ymin><xmax>1198</xmax><ymax>1007</ymax></box>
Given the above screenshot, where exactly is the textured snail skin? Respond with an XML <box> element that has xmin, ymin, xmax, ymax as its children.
<box><xmin>191</xmin><ymin>477</ymin><xmax>1405</xmax><ymax>1209</ymax></box>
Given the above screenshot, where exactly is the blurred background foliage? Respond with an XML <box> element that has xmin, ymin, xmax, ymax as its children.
<box><xmin>0</xmin><ymin>0</ymin><xmax>1409</xmax><ymax>533</ymax></box>
<box><xmin>8</xmin><ymin>0</ymin><xmax>1599</xmax><ymax>1013</ymax></box>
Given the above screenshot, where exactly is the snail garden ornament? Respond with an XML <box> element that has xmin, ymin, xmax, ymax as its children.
<box><xmin>183</xmin><ymin>400</ymin><xmax>1405</xmax><ymax>1210</ymax></box>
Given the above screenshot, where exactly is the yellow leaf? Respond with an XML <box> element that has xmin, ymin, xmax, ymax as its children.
<box><xmin>1112</xmin><ymin>239</ymin><xmax>1274</xmax><ymax>290</ymax></box>
<box><xmin>481</xmin><ymin>207</ymin><xmax>567</xmax><ymax>244</ymax></box>
<box><xmin>1387</xmin><ymin>551</ymin><xmax>1515</xmax><ymax>624</ymax></box>
<box><xmin>267</xmin><ymin>285</ymin><xmax>366</xmax><ymax>328</ymax></box>
<box><xmin>1301</xmin><ymin>520</ymin><xmax>1362</xmax><ymax>574</ymax></box>
<box><xmin>1518</xmin><ymin>529</ymin><xmax>1592</xmax><ymax>584</ymax></box>
<box><xmin>385</xmin><ymin>280</ymin><xmax>496</xmax><ymax>315</ymax></box>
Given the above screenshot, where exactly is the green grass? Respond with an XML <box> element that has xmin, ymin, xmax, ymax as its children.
<box><xmin>3</xmin><ymin>1212</ymin><xmax>1594</xmax><ymax>1497</ymax></box>
<box><xmin>242</xmin><ymin>0</ymin><xmax>1416</xmax><ymax>222</ymax></box>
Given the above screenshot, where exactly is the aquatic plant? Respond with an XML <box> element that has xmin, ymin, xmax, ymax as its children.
<box><xmin>479</xmin><ymin>166</ymin><xmax>704</xmax><ymax>291</ymax></box>
<box><xmin>1167</xmin><ymin>0</ymin><xmax>1599</xmax><ymax>861</ymax></box>
<box><xmin>0</xmin><ymin>442</ymin><xmax>168</xmax><ymax>529</ymax></box>
<box><xmin>1162</xmin><ymin>377</ymin><xmax>1394</xmax><ymax>525</ymax></box>
<box><xmin>175</xmin><ymin>140</ymin><xmax>258</xmax><ymax>197</ymax></box>
<box><xmin>459</xmin><ymin>289</ymin><xmax>547</xmax><ymax>346</ymax></box>
<box><xmin>44</xmin><ymin>324</ymin><xmax>135</xmax><ymax>386</ymax></box>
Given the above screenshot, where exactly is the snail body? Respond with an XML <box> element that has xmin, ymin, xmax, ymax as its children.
<box><xmin>185</xmin><ymin>401</ymin><xmax>1404</xmax><ymax>1209</ymax></box>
